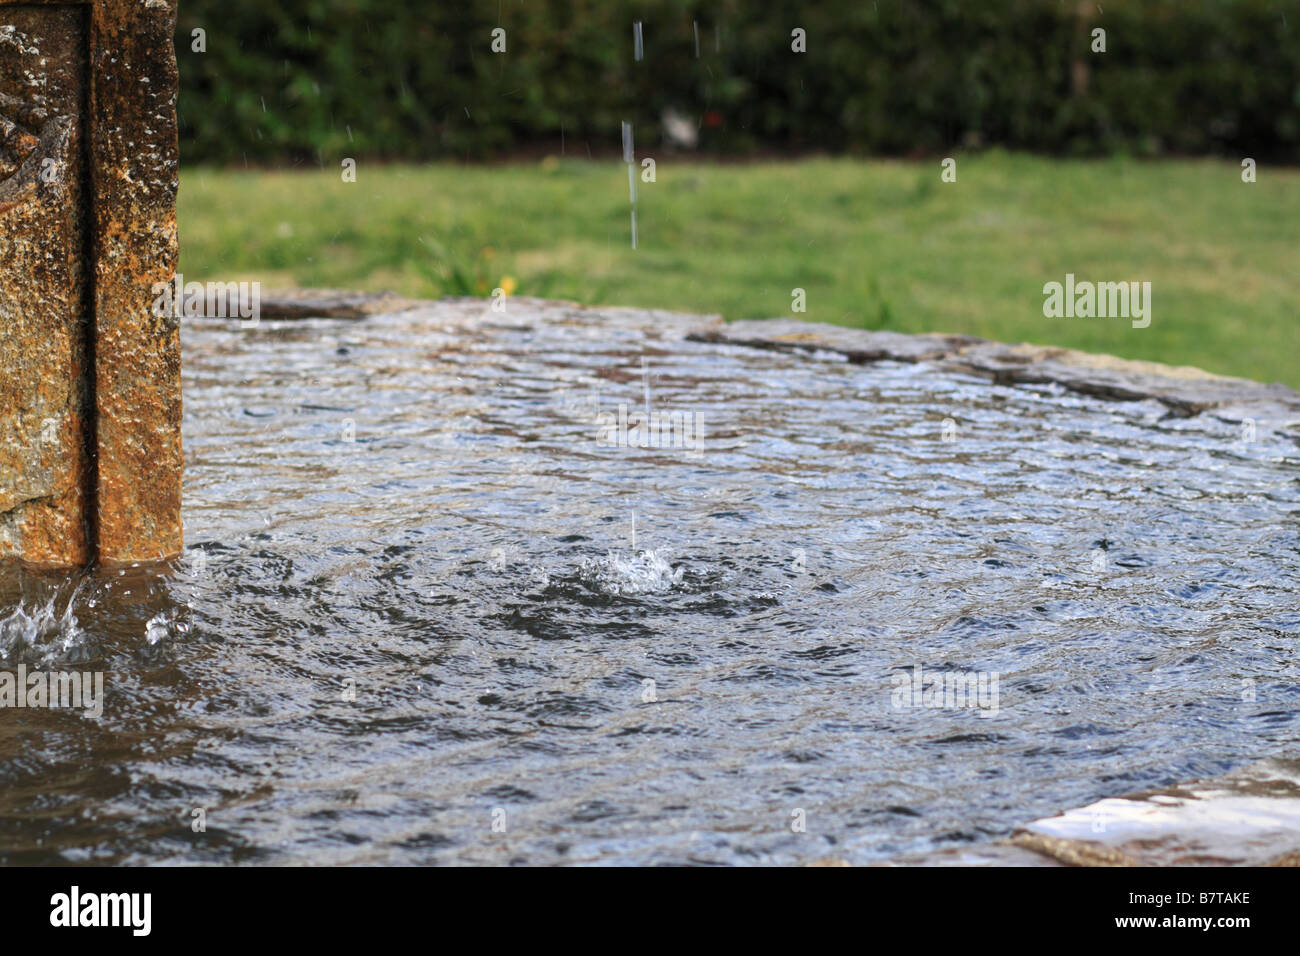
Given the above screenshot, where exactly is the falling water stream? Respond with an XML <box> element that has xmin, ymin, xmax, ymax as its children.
<box><xmin>1</xmin><ymin>300</ymin><xmax>1297</xmax><ymax>864</ymax></box>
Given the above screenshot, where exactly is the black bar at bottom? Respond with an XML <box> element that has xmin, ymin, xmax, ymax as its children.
<box><xmin>0</xmin><ymin>864</ymin><xmax>1279</xmax><ymax>942</ymax></box>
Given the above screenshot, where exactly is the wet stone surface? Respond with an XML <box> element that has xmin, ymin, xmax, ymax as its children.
<box><xmin>0</xmin><ymin>6</ymin><xmax>91</xmax><ymax>564</ymax></box>
<box><xmin>0</xmin><ymin>0</ymin><xmax>181</xmax><ymax>566</ymax></box>
<box><xmin>1009</xmin><ymin>758</ymin><xmax>1300</xmax><ymax>866</ymax></box>
<box><xmin>690</xmin><ymin>319</ymin><xmax>1300</xmax><ymax>440</ymax></box>
<box><xmin>881</xmin><ymin>759</ymin><xmax>1300</xmax><ymax>866</ymax></box>
<box><xmin>0</xmin><ymin>298</ymin><xmax>1296</xmax><ymax>865</ymax></box>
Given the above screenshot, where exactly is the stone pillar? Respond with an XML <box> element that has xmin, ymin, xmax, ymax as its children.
<box><xmin>0</xmin><ymin>0</ymin><xmax>180</xmax><ymax>566</ymax></box>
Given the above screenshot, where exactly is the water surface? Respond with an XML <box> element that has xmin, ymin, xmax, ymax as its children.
<box><xmin>2</xmin><ymin>300</ymin><xmax>1297</xmax><ymax>864</ymax></box>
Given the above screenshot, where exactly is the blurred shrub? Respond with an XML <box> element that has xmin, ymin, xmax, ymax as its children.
<box><xmin>177</xmin><ymin>0</ymin><xmax>1300</xmax><ymax>163</ymax></box>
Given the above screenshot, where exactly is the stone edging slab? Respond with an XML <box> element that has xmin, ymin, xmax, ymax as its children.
<box><xmin>687</xmin><ymin>318</ymin><xmax>1300</xmax><ymax>441</ymax></box>
<box><xmin>872</xmin><ymin>759</ymin><xmax>1300</xmax><ymax>867</ymax></box>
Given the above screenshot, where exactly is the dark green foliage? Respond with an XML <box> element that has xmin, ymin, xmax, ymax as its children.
<box><xmin>177</xmin><ymin>0</ymin><xmax>1300</xmax><ymax>163</ymax></box>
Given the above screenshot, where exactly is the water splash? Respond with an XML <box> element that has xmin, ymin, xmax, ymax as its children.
<box><xmin>145</xmin><ymin>608</ymin><xmax>192</xmax><ymax>646</ymax></box>
<box><xmin>580</xmin><ymin>549</ymin><xmax>684</xmax><ymax>595</ymax></box>
<box><xmin>0</xmin><ymin>592</ymin><xmax>86</xmax><ymax>664</ymax></box>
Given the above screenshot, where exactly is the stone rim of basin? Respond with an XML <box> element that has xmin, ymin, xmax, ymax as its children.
<box><xmin>867</xmin><ymin>759</ymin><xmax>1300</xmax><ymax>867</ymax></box>
<box><xmin>196</xmin><ymin>290</ymin><xmax>1300</xmax><ymax>444</ymax></box>
<box><xmin>686</xmin><ymin>317</ymin><xmax>1300</xmax><ymax>440</ymax></box>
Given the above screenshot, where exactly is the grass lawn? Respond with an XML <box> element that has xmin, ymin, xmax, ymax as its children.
<box><xmin>179</xmin><ymin>152</ymin><xmax>1300</xmax><ymax>387</ymax></box>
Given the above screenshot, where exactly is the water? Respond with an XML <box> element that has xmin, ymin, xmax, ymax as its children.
<box><xmin>2</xmin><ymin>299</ymin><xmax>1297</xmax><ymax>865</ymax></box>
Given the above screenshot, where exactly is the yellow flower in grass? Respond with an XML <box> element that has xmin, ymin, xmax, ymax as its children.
<box><xmin>499</xmin><ymin>276</ymin><xmax>517</xmax><ymax>296</ymax></box>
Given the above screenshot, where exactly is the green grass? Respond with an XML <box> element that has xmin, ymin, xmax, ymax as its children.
<box><xmin>179</xmin><ymin>152</ymin><xmax>1300</xmax><ymax>386</ymax></box>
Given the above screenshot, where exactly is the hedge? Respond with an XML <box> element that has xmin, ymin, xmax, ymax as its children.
<box><xmin>176</xmin><ymin>0</ymin><xmax>1300</xmax><ymax>163</ymax></box>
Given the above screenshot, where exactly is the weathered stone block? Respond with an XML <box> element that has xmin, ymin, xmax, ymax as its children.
<box><xmin>0</xmin><ymin>0</ymin><xmax>180</xmax><ymax>566</ymax></box>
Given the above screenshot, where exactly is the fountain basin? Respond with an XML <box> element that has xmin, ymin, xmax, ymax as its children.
<box><xmin>1</xmin><ymin>295</ymin><xmax>1296</xmax><ymax>865</ymax></box>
